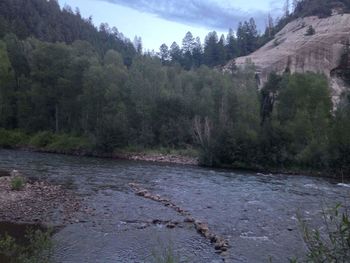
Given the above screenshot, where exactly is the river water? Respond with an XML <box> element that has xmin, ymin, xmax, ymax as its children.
<box><xmin>0</xmin><ymin>149</ymin><xmax>349</xmax><ymax>263</ymax></box>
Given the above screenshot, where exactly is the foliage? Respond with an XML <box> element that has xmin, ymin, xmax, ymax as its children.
<box><xmin>28</xmin><ymin>132</ymin><xmax>55</xmax><ymax>148</ymax></box>
<box><xmin>28</xmin><ymin>132</ymin><xmax>92</xmax><ymax>153</ymax></box>
<box><xmin>0</xmin><ymin>129</ymin><xmax>28</xmax><ymax>148</ymax></box>
<box><xmin>329</xmin><ymin>94</ymin><xmax>350</xmax><ymax>174</ymax></box>
<box><xmin>0</xmin><ymin>0</ymin><xmax>350</xmax><ymax>176</ymax></box>
<box><xmin>293</xmin><ymin>0</ymin><xmax>350</xmax><ymax>18</ymax></box>
<box><xmin>0</xmin><ymin>0</ymin><xmax>136</xmax><ymax>65</ymax></box>
<box><xmin>10</xmin><ymin>176</ymin><xmax>26</xmax><ymax>191</ymax></box>
<box><xmin>305</xmin><ymin>25</ymin><xmax>316</xmax><ymax>36</ymax></box>
<box><xmin>0</xmin><ymin>228</ymin><xmax>53</xmax><ymax>263</ymax></box>
<box><xmin>296</xmin><ymin>204</ymin><xmax>350</xmax><ymax>262</ymax></box>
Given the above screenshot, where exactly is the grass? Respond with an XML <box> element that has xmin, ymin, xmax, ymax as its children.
<box><xmin>152</xmin><ymin>240</ymin><xmax>181</xmax><ymax>263</ymax></box>
<box><xmin>10</xmin><ymin>176</ymin><xmax>26</xmax><ymax>191</ymax></box>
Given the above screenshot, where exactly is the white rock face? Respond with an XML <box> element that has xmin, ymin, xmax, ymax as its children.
<box><xmin>225</xmin><ymin>14</ymin><xmax>350</xmax><ymax>104</ymax></box>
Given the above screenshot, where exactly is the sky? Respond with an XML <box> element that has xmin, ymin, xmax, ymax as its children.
<box><xmin>57</xmin><ymin>0</ymin><xmax>284</xmax><ymax>51</ymax></box>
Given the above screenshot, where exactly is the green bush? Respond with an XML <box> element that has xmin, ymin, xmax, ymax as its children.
<box><xmin>296</xmin><ymin>204</ymin><xmax>350</xmax><ymax>262</ymax></box>
<box><xmin>28</xmin><ymin>131</ymin><xmax>54</xmax><ymax>148</ymax></box>
<box><xmin>0</xmin><ymin>129</ymin><xmax>28</xmax><ymax>148</ymax></box>
<box><xmin>305</xmin><ymin>25</ymin><xmax>316</xmax><ymax>36</ymax></box>
<box><xmin>46</xmin><ymin>134</ymin><xmax>92</xmax><ymax>153</ymax></box>
<box><xmin>0</xmin><ymin>228</ymin><xmax>53</xmax><ymax>263</ymax></box>
<box><xmin>10</xmin><ymin>176</ymin><xmax>25</xmax><ymax>191</ymax></box>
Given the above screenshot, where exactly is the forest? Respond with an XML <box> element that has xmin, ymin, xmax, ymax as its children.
<box><xmin>0</xmin><ymin>0</ymin><xmax>350</xmax><ymax>176</ymax></box>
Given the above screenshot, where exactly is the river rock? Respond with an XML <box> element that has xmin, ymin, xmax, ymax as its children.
<box><xmin>184</xmin><ymin>216</ymin><xmax>195</xmax><ymax>223</ymax></box>
<box><xmin>136</xmin><ymin>190</ymin><xmax>148</xmax><ymax>197</ymax></box>
<box><xmin>166</xmin><ymin>222</ymin><xmax>176</xmax><ymax>229</ymax></box>
<box><xmin>194</xmin><ymin>221</ymin><xmax>210</xmax><ymax>235</ymax></box>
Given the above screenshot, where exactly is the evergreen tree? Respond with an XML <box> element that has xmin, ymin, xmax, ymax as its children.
<box><xmin>226</xmin><ymin>28</ymin><xmax>238</xmax><ymax>61</ymax></box>
<box><xmin>192</xmin><ymin>37</ymin><xmax>203</xmax><ymax>68</ymax></box>
<box><xmin>169</xmin><ymin>42</ymin><xmax>183</xmax><ymax>65</ymax></box>
<box><xmin>159</xmin><ymin>43</ymin><xmax>170</xmax><ymax>64</ymax></box>
<box><xmin>204</xmin><ymin>31</ymin><xmax>219</xmax><ymax>67</ymax></box>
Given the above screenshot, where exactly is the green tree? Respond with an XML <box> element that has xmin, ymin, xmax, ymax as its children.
<box><xmin>204</xmin><ymin>31</ymin><xmax>219</xmax><ymax>67</ymax></box>
<box><xmin>30</xmin><ymin>42</ymin><xmax>73</xmax><ymax>133</ymax></box>
<box><xmin>169</xmin><ymin>42</ymin><xmax>182</xmax><ymax>66</ymax></box>
<box><xmin>276</xmin><ymin>73</ymin><xmax>332</xmax><ymax>168</ymax></box>
<box><xmin>159</xmin><ymin>43</ymin><xmax>170</xmax><ymax>64</ymax></box>
<box><xmin>0</xmin><ymin>40</ymin><xmax>16</xmax><ymax>129</ymax></box>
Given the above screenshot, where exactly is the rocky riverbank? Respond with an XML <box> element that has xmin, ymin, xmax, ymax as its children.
<box><xmin>0</xmin><ymin>170</ymin><xmax>81</xmax><ymax>225</ymax></box>
<box><xmin>114</xmin><ymin>152</ymin><xmax>198</xmax><ymax>165</ymax></box>
<box><xmin>18</xmin><ymin>146</ymin><xmax>199</xmax><ymax>166</ymax></box>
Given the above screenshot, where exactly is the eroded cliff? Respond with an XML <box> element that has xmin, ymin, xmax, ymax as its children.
<box><xmin>225</xmin><ymin>13</ymin><xmax>350</xmax><ymax>103</ymax></box>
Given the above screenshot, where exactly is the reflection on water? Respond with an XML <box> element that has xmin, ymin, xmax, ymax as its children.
<box><xmin>0</xmin><ymin>149</ymin><xmax>349</xmax><ymax>263</ymax></box>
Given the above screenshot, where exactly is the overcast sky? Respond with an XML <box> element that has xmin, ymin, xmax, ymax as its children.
<box><xmin>57</xmin><ymin>0</ymin><xmax>284</xmax><ymax>51</ymax></box>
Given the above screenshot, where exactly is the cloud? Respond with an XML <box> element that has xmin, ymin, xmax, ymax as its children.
<box><xmin>97</xmin><ymin>0</ymin><xmax>282</xmax><ymax>31</ymax></box>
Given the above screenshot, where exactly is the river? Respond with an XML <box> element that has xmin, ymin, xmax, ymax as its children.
<box><xmin>0</xmin><ymin>149</ymin><xmax>349</xmax><ymax>263</ymax></box>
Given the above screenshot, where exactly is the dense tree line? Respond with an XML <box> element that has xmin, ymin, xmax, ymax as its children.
<box><xmin>0</xmin><ymin>0</ymin><xmax>137</xmax><ymax>66</ymax></box>
<box><xmin>293</xmin><ymin>0</ymin><xmax>350</xmax><ymax>18</ymax></box>
<box><xmin>0</xmin><ymin>0</ymin><xmax>350</xmax><ymax>176</ymax></box>
<box><xmin>158</xmin><ymin>18</ymin><xmax>260</xmax><ymax>69</ymax></box>
<box><xmin>158</xmin><ymin>0</ymin><xmax>350</xmax><ymax>70</ymax></box>
<box><xmin>0</xmin><ymin>33</ymin><xmax>350</xmax><ymax>175</ymax></box>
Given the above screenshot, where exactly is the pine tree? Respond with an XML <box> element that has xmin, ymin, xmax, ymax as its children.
<box><xmin>182</xmin><ymin>32</ymin><xmax>195</xmax><ymax>54</ymax></box>
<box><xmin>169</xmin><ymin>42</ymin><xmax>182</xmax><ymax>65</ymax></box>
<box><xmin>159</xmin><ymin>43</ymin><xmax>170</xmax><ymax>64</ymax></box>
<box><xmin>284</xmin><ymin>0</ymin><xmax>290</xmax><ymax>17</ymax></box>
<box><xmin>133</xmin><ymin>36</ymin><xmax>142</xmax><ymax>54</ymax></box>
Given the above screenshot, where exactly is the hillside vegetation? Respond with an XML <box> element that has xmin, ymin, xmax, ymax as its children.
<box><xmin>0</xmin><ymin>0</ymin><xmax>350</xmax><ymax>176</ymax></box>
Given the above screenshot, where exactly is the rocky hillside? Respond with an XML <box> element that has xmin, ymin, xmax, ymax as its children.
<box><xmin>225</xmin><ymin>13</ymin><xmax>350</xmax><ymax>104</ymax></box>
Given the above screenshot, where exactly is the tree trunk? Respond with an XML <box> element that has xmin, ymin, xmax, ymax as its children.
<box><xmin>55</xmin><ymin>103</ymin><xmax>59</xmax><ymax>133</ymax></box>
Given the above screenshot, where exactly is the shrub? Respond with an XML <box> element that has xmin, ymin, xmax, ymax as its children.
<box><xmin>297</xmin><ymin>204</ymin><xmax>350</xmax><ymax>262</ymax></box>
<box><xmin>305</xmin><ymin>25</ymin><xmax>316</xmax><ymax>36</ymax></box>
<box><xmin>0</xmin><ymin>228</ymin><xmax>53</xmax><ymax>263</ymax></box>
<box><xmin>10</xmin><ymin>176</ymin><xmax>25</xmax><ymax>191</ymax></box>
<box><xmin>29</xmin><ymin>131</ymin><xmax>54</xmax><ymax>148</ymax></box>
<box><xmin>0</xmin><ymin>129</ymin><xmax>28</xmax><ymax>148</ymax></box>
<box><xmin>46</xmin><ymin>134</ymin><xmax>92</xmax><ymax>153</ymax></box>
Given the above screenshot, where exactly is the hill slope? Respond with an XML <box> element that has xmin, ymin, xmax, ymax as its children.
<box><xmin>0</xmin><ymin>0</ymin><xmax>136</xmax><ymax>65</ymax></box>
<box><xmin>225</xmin><ymin>13</ymin><xmax>350</xmax><ymax>103</ymax></box>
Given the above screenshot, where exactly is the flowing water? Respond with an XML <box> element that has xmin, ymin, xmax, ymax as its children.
<box><xmin>0</xmin><ymin>149</ymin><xmax>349</xmax><ymax>263</ymax></box>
